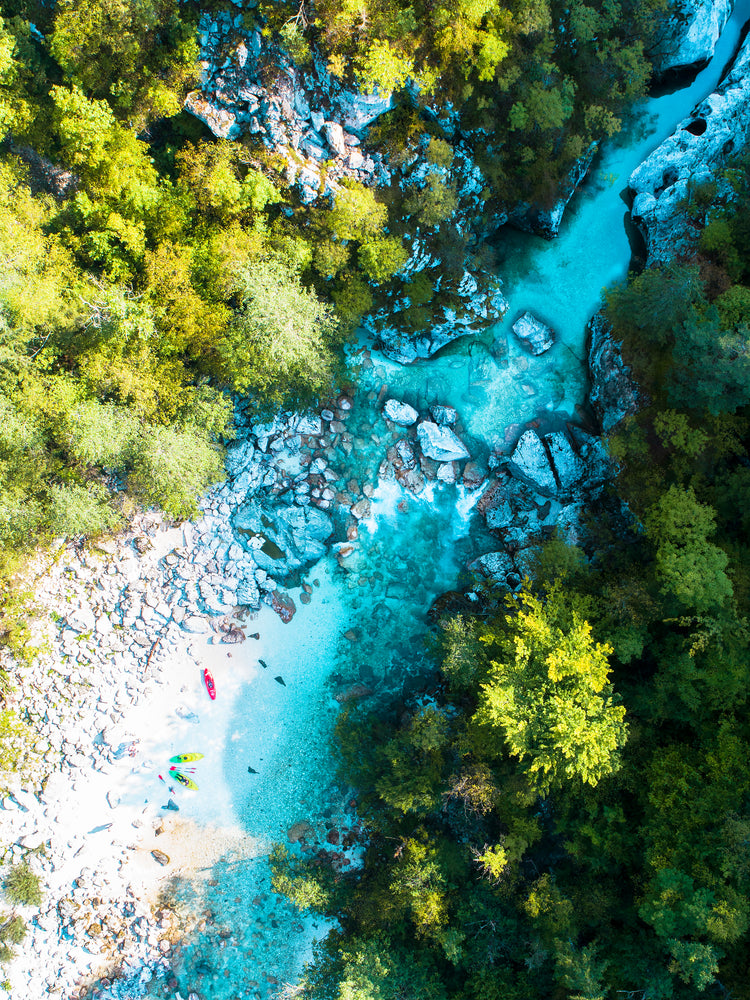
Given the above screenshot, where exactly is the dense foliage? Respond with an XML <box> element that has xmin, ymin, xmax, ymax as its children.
<box><xmin>271</xmin><ymin>166</ymin><xmax>750</xmax><ymax>998</ymax></box>
<box><xmin>262</xmin><ymin>0</ymin><xmax>664</xmax><ymax>205</ymax></box>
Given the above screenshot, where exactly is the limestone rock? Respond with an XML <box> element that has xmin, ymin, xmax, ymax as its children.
<box><xmin>182</xmin><ymin>615</ymin><xmax>211</xmax><ymax>633</ymax></box>
<box><xmin>151</xmin><ymin>850</ymin><xmax>170</xmax><ymax>867</ymax></box>
<box><xmin>417</xmin><ymin>422</ymin><xmax>470</xmax><ymax>462</ymax></box>
<box><xmin>630</xmin><ymin>30</ymin><xmax>750</xmax><ymax>265</ymax></box>
<box><xmin>651</xmin><ymin>0</ymin><xmax>733</xmax><ymax>76</ymax></box>
<box><xmin>430</xmin><ymin>404</ymin><xmax>457</xmax><ymax>426</ymax></box>
<box><xmin>511</xmin><ymin>311</ymin><xmax>555</xmax><ymax>355</ymax></box>
<box><xmin>468</xmin><ymin>551</ymin><xmax>518</xmax><ymax>586</ymax></box>
<box><xmin>383</xmin><ymin>399</ymin><xmax>419</xmax><ymax>426</ymax></box>
<box><xmin>233</xmin><ymin>497</ymin><xmax>333</xmax><ymax>580</ymax></box>
<box><xmin>544</xmin><ymin>432</ymin><xmax>585</xmax><ymax>492</ymax></box>
<box><xmin>369</xmin><ymin>270</ymin><xmax>507</xmax><ymax>363</ymax></box>
<box><xmin>184</xmin><ymin>92</ymin><xmax>241</xmax><ymax>139</ymax></box>
<box><xmin>587</xmin><ymin>313</ymin><xmax>643</xmax><ymax>431</ymax></box>
<box><xmin>508</xmin><ymin>431</ymin><xmax>557</xmax><ymax>495</ymax></box>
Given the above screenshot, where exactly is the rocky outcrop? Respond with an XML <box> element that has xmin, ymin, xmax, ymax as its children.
<box><xmin>629</xmin><ymin>28</ymin><xmax>750</xmax><ymax>264</ymax></box>
<box><xmin>507</xmin><ymin>144</ymin><xmax>598</xmax><ymax>238</ymax></box>
<box><xmin>587</xmin><ymin>313</ymin><xmax>644</xmax><ymax>432</ymax></box>
<box><xmin>650</xmin><ymin>0</ymin><xmax>734</xmax><ymax>77</ymax></box>
<box><xmin>471</xmin><ymin>425</ymin><xmax>612</xmax><ymax>585</ymax></box>
<box><xmin>185</xmin><ymin>11</ymin><xmax>392</xmax><ymax>203</ymax></box>
<box><xmin>367</xmin><ymin>260</ymin><xmax>507</xmax><ymax>363</ymax></box>
<box><xmin>233</xmin><ymin>497</ymin><xmax>334</xmax><ymax>582</ymax></box>
<box><xmin>512</xmin><ymin>311</ymin><xmax>555</xmax><ymax>355</ymax></box>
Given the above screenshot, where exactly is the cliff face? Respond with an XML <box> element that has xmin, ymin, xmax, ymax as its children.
<box><xmin>650</xmin><ymin>0</ymin><xmax>734</xmax><ymax>76</ymax></box>
<box><xmin>630</xmin><ymin>27</ymin><xmax>750</xmax><ymax>265</ymax></box>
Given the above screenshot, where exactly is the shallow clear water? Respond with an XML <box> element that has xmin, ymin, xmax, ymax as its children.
<box><xmin>127</xmin><ymin>11</ymin><xmax>750</xmax><ymax>998</ymax></box>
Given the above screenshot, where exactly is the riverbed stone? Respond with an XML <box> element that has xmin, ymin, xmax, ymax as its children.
<box><xmin>430</xmin><ymin>404</ymin><xmax>457</xmax><ymax>426</ymax></box>
<box><xmin>417</xmin><ymin>422</ymin><xmax>470</xmax><ymax>462</ymax></box>
<box><xmin>511</xmin><ymin>312</ymin><xmax>555</xmax><ymax>355</ymax></box>
<box><xmin>383</xmin><ymin>399</ymin><xmax>419</xmax><ymax>426</ymax></box>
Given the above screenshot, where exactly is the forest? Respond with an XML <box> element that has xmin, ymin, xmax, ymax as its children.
<box><xmin>0</xmin><ymin>0</ymin><xmax>748</xmax><ymax>997</ymax></box>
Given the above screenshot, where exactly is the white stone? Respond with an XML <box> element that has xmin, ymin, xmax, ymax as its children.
<box><xmin>383</xmin><ymin>399</ymin><xmax>419</xmax><ymax>426</ymax></box>
<box><xmin>508</xmin><ymin>431</ymin><xmax>557</xmax><ymax>495</ymax></box>
<box><xmin>511</xmin><ymin>312</ymin><xmax>555</xmax><ymax>355</ymax></box>
<box><xmin>416</xmin><ymin>422</ymin><xmax>470</xmax><ymax>462</ymax></box>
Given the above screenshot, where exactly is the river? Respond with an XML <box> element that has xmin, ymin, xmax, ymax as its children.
<box><xmin>111</xmin><ymin>8</ymin><xmax>750</xmax><ymax>997</ymax></box>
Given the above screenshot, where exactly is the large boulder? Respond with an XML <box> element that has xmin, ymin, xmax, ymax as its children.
<box><xmin>368</xmin><ymin>269</ymin><xmax>507</xmax><ymax>363</ymax></box>
<box><xmin>233</xmin><ymin>497</ymin><xmax>333</xmax><ymax>582</ymax></box>
<box><xmin>383</xmin><ymin>399</ymin><xmax>419</xmax><ymax>426</ymax></box>
<box><xmin>630</xmin><ymin>29</ymin><xmax>750</xmax><ymax>265</ymax></box>
<box><xmin>417</xmin><ymin>422</ymin><xmax>470</xmax><ymax>462</ymax></box>
<box><xmin>545</xmin><ymin>432</ymin><xmax>585</xmax><ymax>492</ymax></box>
<box><xmin>651</xmin><ymin>0</ymin><xmax>734</xmax><ymax>77</ymax></box>
<box><xmin>468</xmin><ymin>551</ymin><xmax>520</xmax><ymax>589</ymax></box>
<box><xmin>587</xmin><ymin>313</ymin><xmax>643</xmax><ymax>432</ymax></box>
<box><xmin>511</xmin><ymin>312</ymin><xmax>555</xmax><ymax>356</ymax></box>
<box><xmin>507</xmin><ymin>431</ymin><xmax>557</xmax><ymax>495</ymax></box>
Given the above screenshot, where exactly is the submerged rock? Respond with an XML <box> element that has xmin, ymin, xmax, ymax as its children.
<box><xmin>430</xmin><ymin>404</ymin><xmax>457</xmax><ymax>426</ymax></box>
<box><xmin>511</xmin><ymin>312</ymin><xmax>556</xmax><ymax>355</ymax></box>
<box><xmin>233</xmin><ymin>497</ymin><xmax>333</xmax><ymax>581</ymax></box>
<box><xmin>417</xmin><ymin>422</ymin><xmax>470</xmax><ymax>462</ymax></box>
<box><xmin>383</xmin><ymin>399</ymin><xmax>419</xmax><ymax>426</ymax></box>
<box><xmin>268</xmin><ymin>589</ymin><xmax>296</xmax><ymax>624</ymax></box>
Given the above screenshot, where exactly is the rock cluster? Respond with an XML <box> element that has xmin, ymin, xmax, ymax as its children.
<box><xmin>630</xmin><ymin>26</ymin><xmax>750</xmax><ymax>264</ymax></box>
<box><xmin>186</xmin><ymin>10</ymin><xmax>392</xmax><ymax>203</ymax></box>
<box><xmin>378</xmin><ymin>399</ymin><xmax>480</xmax><ymax>495</ymax></box>
<box><xmin>0</xmin><ymin>513</ymin><xmax>241</xmax><ymax>998</ymax></box>
<box><xmin>470</xmin><ymin>426</ymin><xmax>611</xmax><ymax>588</ymax></box>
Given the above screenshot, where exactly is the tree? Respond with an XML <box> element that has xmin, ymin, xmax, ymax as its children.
<box><xmin>50</xmin><ymin>0</ymin><xmax>199</xmax><ymax>126</ymax></box>
<box><xmin>668</xmin><ymin>306</ymin><xmax>750</xmax><ymax>415</ymax></box>
<box><xmin>644</xmin><ymin>486</ymin><xmax>732</xmax><ymax>612</ymax></box>
<box><xmin>473</xmin><ymin>587</ymin><xmax>628</xmax><ymax>793</ymax></box>
<box><xmin>216</xmin><ymin>258</ymin><xmax>341</xmax><ymax>409</ymax></box>
<box><xmin>3</xmin><ymin>863</ymin><xmax>41</xmax><ymax>906</ymax></box>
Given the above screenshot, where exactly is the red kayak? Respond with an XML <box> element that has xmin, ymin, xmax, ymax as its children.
<box><xmin>204</xmin><ymin>668</ymin><xmax>216</xmax><ymax>700</ymax></box>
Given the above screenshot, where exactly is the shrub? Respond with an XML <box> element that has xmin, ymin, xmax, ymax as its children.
<box><xmin>4</xmin><ymin>864</ymin><xmax>42</xmax><ymax>907</ymax></box>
